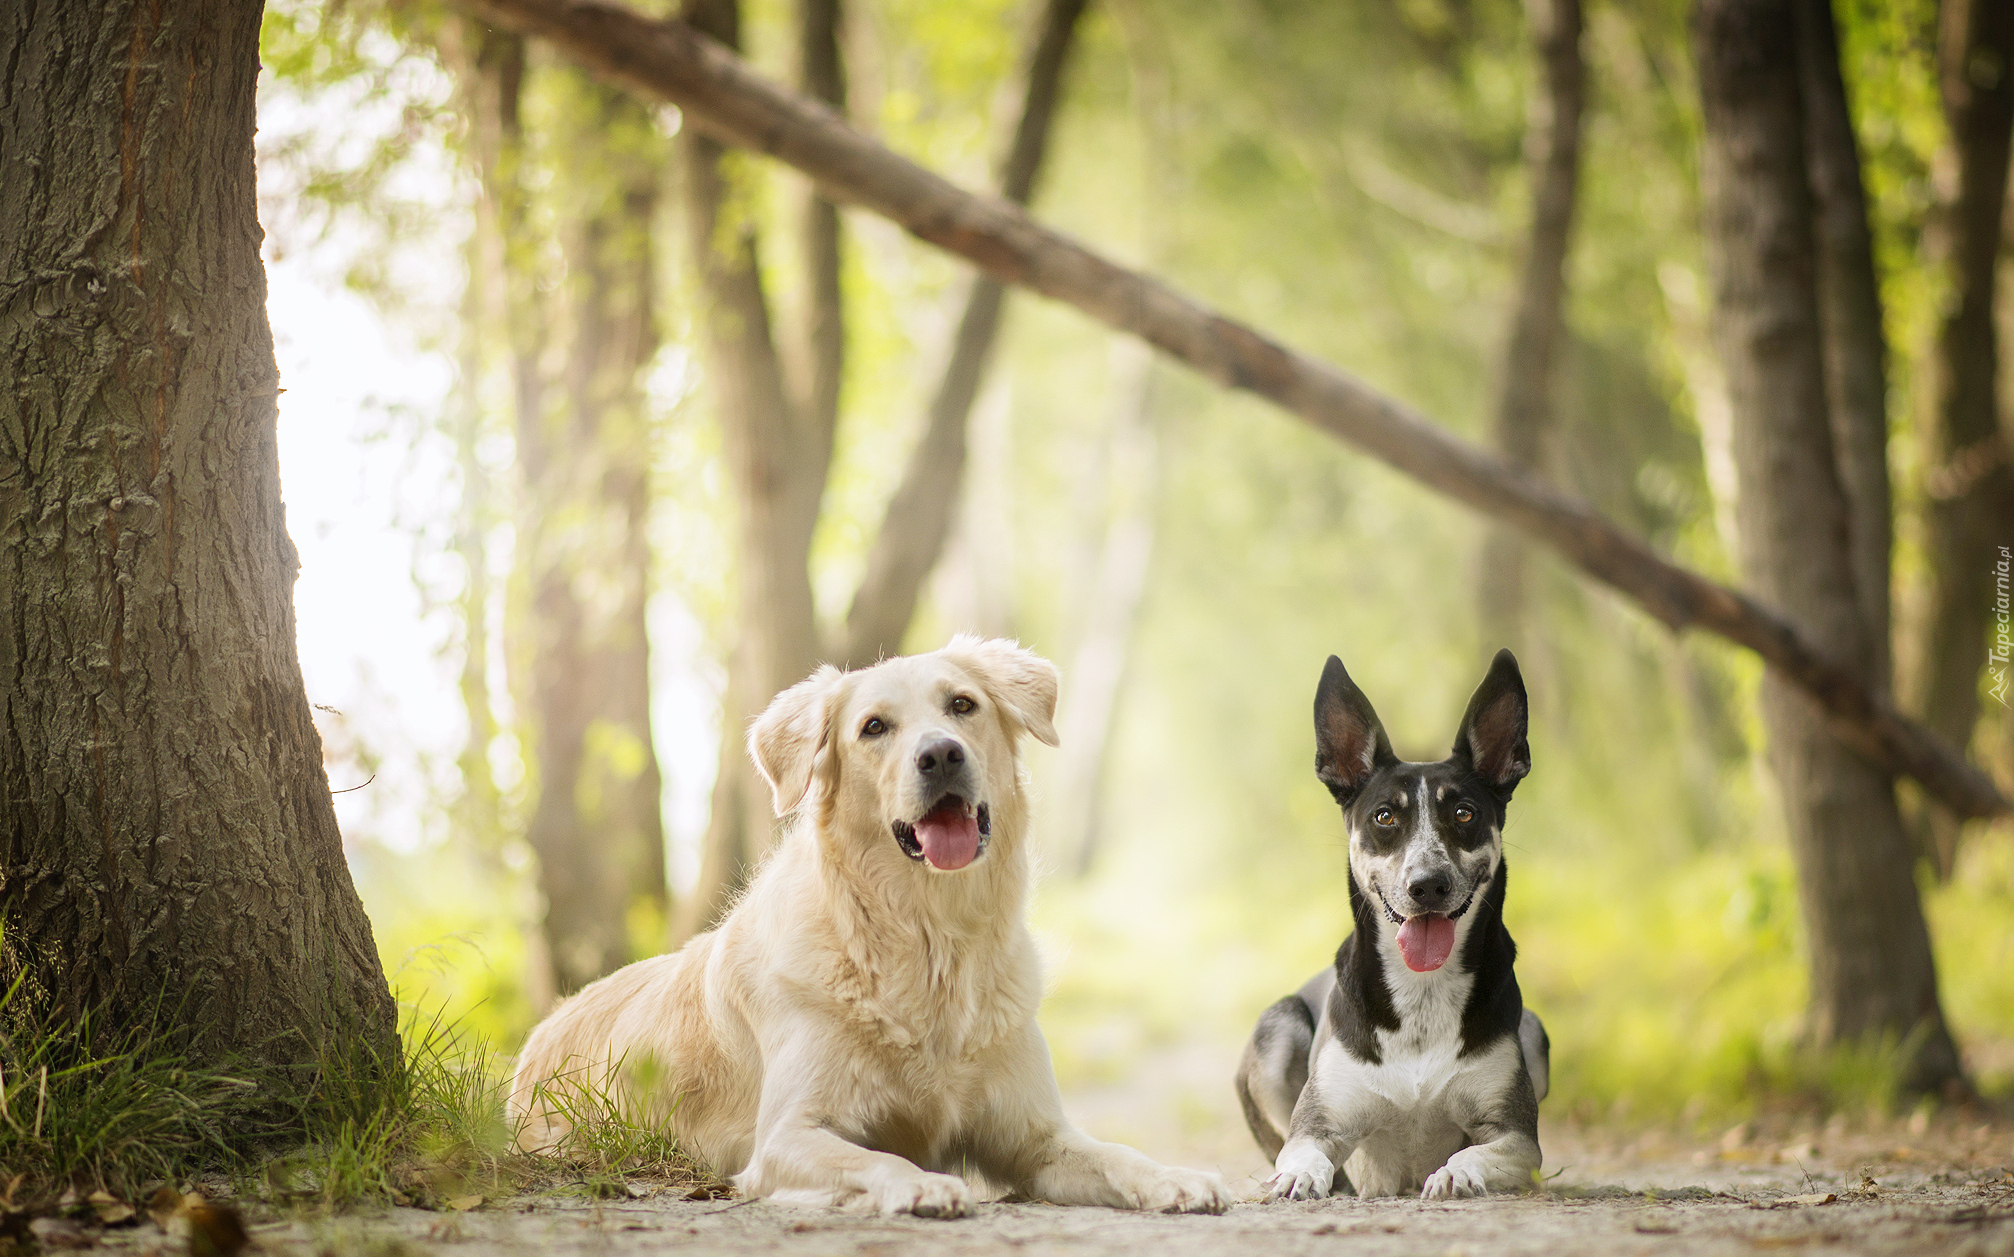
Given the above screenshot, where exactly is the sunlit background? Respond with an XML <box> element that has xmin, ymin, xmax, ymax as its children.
<box><xmin>254</xmin><ymin>0</ymin><xmax>2014</xmax><ymax>1177</ymax></box>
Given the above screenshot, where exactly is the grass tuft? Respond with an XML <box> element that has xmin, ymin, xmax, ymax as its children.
<box><xmin>0</xmin><ymin>971</ymin><xmax>721</xmax><ymax>1220</ymax></box>
<box><xmin>518</xmin><ymin>1052</ymin><xmax>701</xmax><ymax>1199</ymax></box>
<box><xmin>266</xmin><ymin>1002</ymin><xmax>721</xmax><ymax>1210</ymax></box>
<box><xmin>0</xmin><ymin>973</ymin><xmax>266</xmax><ymax>1207</ymax></box>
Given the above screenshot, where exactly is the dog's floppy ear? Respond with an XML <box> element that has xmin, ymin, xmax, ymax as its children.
<box><xmin>946</xmin><ymin>635</ymin><xmax>1059</xmax><ymax>746</ymax></box>
<box><xmin>748</xmin><ymin>664</ymin><xmax>845</xmax><ymax>816</ymax></box>
<box><xmin>1454</xmin><ymin>648</ymin><xmax>1530</xmax><ymax>795</ymax></box>
<box><xmin>1315</xmin><ymin>655</ymin><xmax>1394</xmax><ymax>802</ymax></box>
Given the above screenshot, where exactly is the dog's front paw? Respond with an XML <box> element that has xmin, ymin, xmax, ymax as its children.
<box><xmin>1124</xmin><ymin>1166</ymin><xmax>1230</xmax><ymax>1214</ymax></box>
<box><xmin>873</xmin><ymin>1171</ymin><xmax>975</xmax><ymax>1218</ymax></box>
<box><xmin>1420</xmin><ymin>1157</ymin><xmax>1489</xmax><ymax>1200</ymax></box>
<box><xmin>1263</xmin><ymin>1144</ymin><xmax>1334</xmax><ymax>1202</ymax></box>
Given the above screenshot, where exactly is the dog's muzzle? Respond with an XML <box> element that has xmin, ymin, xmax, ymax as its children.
<box><xmin>892</xmin><ymin>797</ymin><xmax>991</xmax><ymax>871</ymax></box>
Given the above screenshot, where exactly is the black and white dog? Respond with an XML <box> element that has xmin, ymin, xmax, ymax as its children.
<box><xmin>1238</xmin><ymin>650</ymin><xmax>1549</xmax><ymax>1201</ymax></box>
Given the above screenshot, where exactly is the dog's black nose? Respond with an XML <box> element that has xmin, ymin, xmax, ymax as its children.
<box><xmin>1408</xmin><ymin>870</ymin><xmax>1454</xmax><ymax>909</ymax></box>
<box><xmin>915</xmin><ymin>738</ymin><xmax>966</xmax><ymax>779</ymax></box>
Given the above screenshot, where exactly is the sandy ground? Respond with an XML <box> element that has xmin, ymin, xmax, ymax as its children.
<box><xmin>86</xmin><ymin>1042</ymin><xmax>2014</xmax><ymax>1256</ymax></box>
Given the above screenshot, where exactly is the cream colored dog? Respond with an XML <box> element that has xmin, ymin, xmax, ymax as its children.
<box><xmin>509</xmin><ymin>637</ymin><xmax>1229</xmax><ymax>1217</ymax></box>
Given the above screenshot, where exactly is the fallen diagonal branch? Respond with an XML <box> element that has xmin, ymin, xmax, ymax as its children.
<box><xmin>455</xmin><ymin>0</ymin><xmax>2008</xmax><ymax>820</ymax></box>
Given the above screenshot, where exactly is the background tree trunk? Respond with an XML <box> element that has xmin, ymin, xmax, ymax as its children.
<box><xmin>1903</xmin><ymin>0</ymin><xmax>2014</xmax><ymax>875</ymax></box>
<box><xmin>515</xmin><ymin>73</ymin><xmax>668</xmax><ymax>994</ymax></box>
<box><xmin>796</xmin><ymin>0</ymin><xmax>846</xmax><ymax>469</ymax></box>
<box><xmin>443</xmin><ymin>19</ymin><xmax>513</xmax><ymax>887</ymax></box>
<box><xmin>1051</xmin><ymin>345</ymin><xmax>1159</xmax><ymax>876</ymax></box>
<box><xmin>0</xmin><ymin>0</ymin><xmax>397</xmax><ymax>1070</ymax></box>
<box><xmin>840</xmin><ymin>0</ymin><xmax>1089</xmax><ymax>667</ymax></box>
<box><xmin>1693</xmin><ymin>0</ymin><xmax>1962</xmax><ymax>1093</ymax></box>
<box><xmin>447</xmin><ymin>22</ymin><xmax>558</xmax><ymax>1014</ymax></box>
<box><xmin>1796</xmin><ymin>0</ymin><xmax>1893</xmax><ymax>700</ymax></box>
<box><xmin>675</xmin><ymin>0</ymin><xmax>834</xmax><ymax>941</ymax></box>
<box><xmin>677</xmin><ymin>0</ymin><xmax>1088</xmax><ymax>935</ymax></box>
<box><xmin>1478</xmin><ymin>0</ymin><xmax>1584</xmax><ymax>654</ymax></box>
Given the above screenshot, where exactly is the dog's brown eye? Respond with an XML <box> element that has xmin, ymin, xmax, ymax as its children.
<box><xmin>1454</xmin><ymin>804</ymin><xmax>1475</xmax><ymax>824</ymax></box>
<box><xmin>861</xmin><ymin>717</ymin><xmax>887</xmax><ymax>737</ymax></box>
<box><xmin>1372</xmin><ymin>807</ymin><xmax>1397</xmax><ymax>828</ymax></box>
<box><xmin>950</xmin><ymin>695</ymin><xmax>976</xmax><ymax>715</ymax></box>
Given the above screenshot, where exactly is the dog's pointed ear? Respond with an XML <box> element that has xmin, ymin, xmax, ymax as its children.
<box><xmin>748</xmin><ymin>664</ymin><xmax>845</xmax><ymax>816</ymax></box>
<box><xmin>1315</xmin><ymin>655</ymin><xmax>1394</xmax><ymax>802</ymax></box>
<box><xmin>947</xmin><ymin>635</ymin><xmax>1059</xmax><ymax>746</ymax></box>
<box><xmin>1454</xmin><ymin>648</ymin><xmax>1530</xmax><ymax>795</ymax></box>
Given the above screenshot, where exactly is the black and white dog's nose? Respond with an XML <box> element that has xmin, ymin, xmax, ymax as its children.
<box><xmin>914</xmin><ymin>738</ymin><xmax>966</xmax><ymax>781</ymax></box>
<box><xmin>1408</xmin><ymin>870</ymin><xmax>1454</xmax><ymax>910</ymax></box>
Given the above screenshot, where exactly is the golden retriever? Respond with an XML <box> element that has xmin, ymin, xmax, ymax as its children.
<box><xmin>509</xmin><ymin>636</ymin><xmax>1229</xmax><ymax>1217</ymax></box>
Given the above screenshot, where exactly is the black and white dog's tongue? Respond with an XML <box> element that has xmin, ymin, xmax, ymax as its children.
<box><xmin>1396</xmin><ymin>915</ymin><xmax>1456</xmax><ymax>972</ymax></box>
<box><xmin>914</xmin><ymin>801</ymin><xmax>979</xmax><ymax>870</ymax></box>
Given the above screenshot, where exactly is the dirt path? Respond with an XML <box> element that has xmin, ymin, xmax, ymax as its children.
<box><xmin>93</xmin><ymin>1043</ymin><xmax>2014</xmax><ymax>1255</ymax></box>
<box><xmin>216</xmin><ymin>1163</ymin><xmax>2014</xmax><ymax>1257</ymax></box>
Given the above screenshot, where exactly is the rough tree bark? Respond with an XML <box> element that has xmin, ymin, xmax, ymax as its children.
<box><xmin>1796</xmin><ymin>0</ymin><xmax>1893</xmax><ymax>699</ymax></box>
<box><xmin>1693</xmin><ymin>0</ymin><xmax>1961</xmax><ymax>1092</ymax></box>
<box><xmin>1904</xmin><ymin>0</ymin><xmax>2014</xmax><ymax>873</ymax></box>
<box><xmin>1477</xmin><ymin>0</ymin><xmax>1583</xmax><ymax>652</ymax></box>
<box><xmin>0</xmin><ymin>0</ymin><xmax>398</xmax><ymax>1071</ymax></box>
<box><xmin>450</xmin><ymin>0</ymin><xmax>2006</xmax><ymax>821</ymax></box>
<box><xmin>840</xmin><ymin>0</ymin><xmax>1089</xmax><ymax>667</ymax></box>
<box><xmin>515</xmin><ymin>74</ymin><xmax>668</xmax><ymax>993</ymax></box>
<box><xmin>674</xmin><ymin>0</ymin><xmax>834</xmax><ymax>940</ymax></box>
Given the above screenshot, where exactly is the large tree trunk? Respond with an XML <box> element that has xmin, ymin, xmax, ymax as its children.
<box><xmin>451</xmin><ymin>0</ymin><xmax>2006</xmax><ymax>821</ymax></box>
<box><xmin>840</xmin><ymin>0</ymin><xmax>1089</xmax><ymax>666</ymax></box>
<box><xmin>1796</xmin><ymin>0</ymin><xmax>1893</xmax><ymax>699</ymax></box>
<box><xmin>1477</xmin><ymin>0</ymin><xmax>1583</xmax><ymax>652</ymax></box>
<box><xmin>0</xmin><ymin>0</ymin><xmax>397</xmax><ymax>1072</ymax></box>
<box><xmin>674</xmin><ymin>0</ymin><xmax>833</xmax><ymax>940</ymax></box>
<box><xmin>515</xmin><ymin>74</ymin><xmax>668</xmax><ymax>993</ymax></box>
<box><xmin>1693</xmin><ymin>0</ymin><xmax>1961</xmax><ymax>1093</ymax></box>
<box><xmin>1903</xmin><ymin>0</ymin><xmax>2014</xmax><ymax>874</ymax></box>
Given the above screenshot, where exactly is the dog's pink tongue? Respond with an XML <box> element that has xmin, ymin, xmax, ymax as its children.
<box><xmin>1396</xmin><ymin>915</ymin><xmax>1457</xmax><ymax>972</ymax></box>
<box><xmin>914</xmin><ymin>806</ymin><xmax>980</xmax><ymax>870</ymax></box>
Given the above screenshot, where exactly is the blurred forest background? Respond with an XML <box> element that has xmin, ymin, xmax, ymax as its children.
<box><xmin>253</xmin><ymin>0</ymin><xmax>2014</xmax><ymax>1133</ymax></box>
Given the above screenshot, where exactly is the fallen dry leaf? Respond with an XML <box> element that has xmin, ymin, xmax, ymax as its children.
<box><xmin>444</xmin><ymin>1194</ymin><xmax>483</xmax><ymax>1212</ymax></box>
<box><xmin>1785</xmin><ymin>1193</ymin><xmax>1836</xmax><ymax>1206</ymax></box>
<box><xmin>27</xmin><ymin>1216</ymin><xmax>94</xmax><ymax>1249</ymax></box>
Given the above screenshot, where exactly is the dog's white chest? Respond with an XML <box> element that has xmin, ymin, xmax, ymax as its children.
<box><xmin>1314</xmin><ymin>964</ymin><xmax>1478</xmax><ymax>1196</ymax></box>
